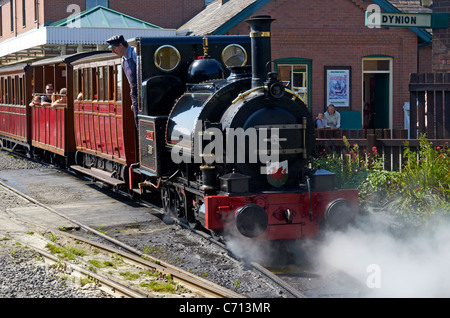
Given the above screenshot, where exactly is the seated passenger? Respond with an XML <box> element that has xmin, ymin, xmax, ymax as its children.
<box><xmin>324</xmin><ymin>104</ymin><xmax>341</xmax><ymax>129</ymax></box>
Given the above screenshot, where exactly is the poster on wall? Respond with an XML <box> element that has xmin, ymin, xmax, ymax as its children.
<box><xmin>325</xmin><ymin>66</ymin><xmax>351</xmax><ymax>108</ymax></box>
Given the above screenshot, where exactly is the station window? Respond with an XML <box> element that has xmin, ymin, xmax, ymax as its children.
<box><xmin>274</xmin><ymin>58</ymin><xmax>312</xmax><ymax>109</ymax></box>
<box><xmin>86</xmin><ymin>0</ymin><xmax>109</xmax><ymax>10</ymax></box>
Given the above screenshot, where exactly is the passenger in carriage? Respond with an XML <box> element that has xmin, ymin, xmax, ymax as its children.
<box><xmin>29</xmin><ymin>94</ymin><xmax>41</xmax><ymax>106</ymax></box>
<box><xmin>41</xmin><ymin>84</ymin><xmax>55</xmax><ymax>105</ymax></box>
<box><xmin>52</xmin><ymin>88</ymin><xmax>67</xmax><ymax>107</ymax></box>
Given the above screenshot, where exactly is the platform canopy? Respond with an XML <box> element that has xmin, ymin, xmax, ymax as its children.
<box><xmin>0</xmin><ymin>6</ymin><xmax>178</xmax><ymax>66</ymax></box>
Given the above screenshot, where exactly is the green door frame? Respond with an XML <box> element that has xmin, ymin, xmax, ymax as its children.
<box><xmin>362</xmin><ymin>55</ymin><xmax>393</xmax><ymax>129</ymax></box>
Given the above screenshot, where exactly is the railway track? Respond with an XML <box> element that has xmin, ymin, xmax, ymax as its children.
<box><xmin>0</xmin><ymin>179</ymin><xmax>244</xmax><ymax>298</ymax></box>
<box><xmin>1</xmin><ymin>152</ymin><xmax>364</xmax><ymax>299</ymax></box>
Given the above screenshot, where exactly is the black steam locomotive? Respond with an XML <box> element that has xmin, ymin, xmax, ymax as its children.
<box><xmin>135</xmin><ymin>16</ymin><xmax>359</xmax><ymax>240</ymax></box>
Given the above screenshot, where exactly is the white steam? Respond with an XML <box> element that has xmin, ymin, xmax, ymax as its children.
<box><xmin>318</xmin><ymin>214</ymin><xmax>450</xmax><ymax>297</ymax></box>
<box><xmin>223</xmin><ymin>211</ymin><xmax>450</xmax><ymax>297</ymax></box>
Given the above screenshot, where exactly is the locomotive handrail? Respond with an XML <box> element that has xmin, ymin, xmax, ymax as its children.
<box><xmin>231</xmin><ymin>86</ymin><xmax>262</xmax><ymax>104</ymax></box>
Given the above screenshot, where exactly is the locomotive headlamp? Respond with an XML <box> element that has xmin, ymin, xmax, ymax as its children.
<box><xmin>265</xmin><ymin>72</ymin><xmax>285</xmax><ymax>99</ymax></box>
<box><xmin>268</xmin><ymin>82</ymin><xmax>285</xmax><ymax>99</ymax></box>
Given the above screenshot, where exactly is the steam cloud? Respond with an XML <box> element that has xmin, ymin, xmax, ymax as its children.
<box><xmin>224</xmin><ymin>210</ymin><xmax>450</xmax><ymax>297</ymax></box>
<box><xmin>317</xmin><ymin>213</ymin><xmax>450</xmax><ymax>297</ymax></box>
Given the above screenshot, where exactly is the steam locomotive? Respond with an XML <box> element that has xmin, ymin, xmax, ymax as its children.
<box><xmin>0</xmin><ymin>15</ymin><xmax>358</xmax><ymax>241</ymax></box>
<box><xmin>136</xmin><ymin>16</ymin><xmax>358</xmax><ymax>240</ymax></box>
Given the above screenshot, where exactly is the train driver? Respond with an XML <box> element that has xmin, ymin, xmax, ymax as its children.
<box><xmin>106</xmin><ymin>35</ymin><xmax>138</xmax><ymax>128</ymax></box>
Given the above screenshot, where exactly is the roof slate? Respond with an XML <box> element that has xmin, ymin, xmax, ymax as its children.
<box><xmin>178</xmin><ymin>0</ymin><xmax>261</xmax><ymax>35</ymax></box>
<box><xmin>178</xmin><ymin>0</ymin><xmax>432</xmax><ymax>35</ymax></box>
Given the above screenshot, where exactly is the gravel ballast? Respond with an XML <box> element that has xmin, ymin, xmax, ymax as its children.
<box><xmin>0</xmin><ymin>239</ymin><xmax>109</xmax><ymax>298</ymax></box>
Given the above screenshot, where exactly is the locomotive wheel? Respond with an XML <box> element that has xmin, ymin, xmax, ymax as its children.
<box><xmin>75</xmin><ymin>151</ymin><xmax>83</xmax><ymax>166</ymax></box>
<box><xmin>162</xmin><ymin>186</ymin><xmax>176</xmax><ymax>217</ymax></box>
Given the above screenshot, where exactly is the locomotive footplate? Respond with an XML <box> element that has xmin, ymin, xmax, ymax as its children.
<box><xmin>70</xmin><ymin>165</ymin><xmax>126</xmax><ymax>187</ymax></box>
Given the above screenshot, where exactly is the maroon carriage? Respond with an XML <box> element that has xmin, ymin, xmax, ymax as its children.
<box><xmin>29</xmin><ymin>52</ymin><xmax>106</xmax><ymax>167</ymax></box>
<box><xmin>0</xmin><ymin>63</ymin><xmax>32</xmax><ymax>154</ymax></box>
<box><xmin>70</xmin><ymin>53</ymin><xmax>138</xmax><ymax>191</ymax></box>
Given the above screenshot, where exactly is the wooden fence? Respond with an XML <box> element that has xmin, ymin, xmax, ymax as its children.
<box><xmin>409</xmin><ymin>73</ymin><xmax>450</xmax><ymax>139</ymax></box>
<box><xmin>314</xmin><ymin>128</ymin><xmax>449</xmax><ymax>171</ymax></box>
<box><xmin>314</xmin><ymin>72</ymin><xmax>450</xmax><ymax>171</ymax></box>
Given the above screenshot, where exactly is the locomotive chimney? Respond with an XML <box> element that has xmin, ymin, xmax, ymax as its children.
<box><xmin>245</xmin><ymin>15</ymin><xmax>275</xmax><ymax>88</ymax></box>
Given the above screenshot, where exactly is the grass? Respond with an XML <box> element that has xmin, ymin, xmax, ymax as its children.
<box><xmin>45</xmin><ymin>243</ymin><xmax>86</xmax><ymax>260</ymax></box>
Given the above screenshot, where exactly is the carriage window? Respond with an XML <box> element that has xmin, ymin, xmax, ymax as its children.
<box><xmin>92</xmin><ymin>68</ymin><xmax>97</xmax><ymax>100</ymax></box>
<box><xmin>116</xmin><ymin>64</ymin><xmax>122</xmax><ymax>101</ymax></box>
<box><xmin>103</xmin><ymin>66</ymin><xmax>109</xmax><ymax>101</ymax></box>
<box><xmin>19</xmin><ymin>77</ymin><xmax>24</xmax><ymax>104</ymax></box>
<box><xmin>74</xmin><ymin>70</ymin><xmax>79</xmax><ymax>99</ymax></box>
<box><xmin>154</xmin><ymin>45</ymin><xmax>181</xmax><ymax>72</ymax></box>
<box><xmin>98</xmin><ymin>67</ymin><xmax>104</xmax><ymax>101</ymax></box>
<box><xmin>0</xmin><ymin>77</ymin><xmax>4</xmax><ymax>103</ymax></box>
<box><xmin>3</xmin><ymin>78</ymin><xmax>7</xmax><ymax>104</ymax></box>
<box><xmin>83</xmin><ymin>69</ymin><xmax>89</xmax><ymax>100</ymax></box>
<box><xmin>222</xmin><ymin>44</ymin><xmax>247</xmax><ymax>67</ymax></box>
<box><xmin>108</xmin><ymin>65</ymin><xmax>114</xmax><ymax>101</ymax></box>
<box><xmin>11</xmin><ymin>77</ymin><xmax>16</xmax><ymax>104</ymax></box>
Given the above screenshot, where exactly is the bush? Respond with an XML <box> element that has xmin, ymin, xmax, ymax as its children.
<box><xmin>310</xmin><ymin>135</ymin><xmax>450</xmax><ymax>225</ymax></box>
<box><xmin>384</xmin><ymin>135</ymin><xmax>450</xmax><ymax>224</ymax></box>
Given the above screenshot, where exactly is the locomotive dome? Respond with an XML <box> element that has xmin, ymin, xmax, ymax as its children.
<box><xmin>187</xmin><ymin>56</ymin><xmax>224</xmax><ymax>83</ymax></box>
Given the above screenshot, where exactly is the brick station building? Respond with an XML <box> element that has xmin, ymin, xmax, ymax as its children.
<box><xmin>0</xmin><ymin>0</ymin><xmax>205</xmax><ymax>65</ymax></box>
<box><xmin>180</xmin><ymin>0</ymin><xmax>434</xmax><ymax>131</ymax></box>
<box><xmin>0</xmin><ymin>0</ymin><xmax>437</xmax><ymax>132</ymax></box>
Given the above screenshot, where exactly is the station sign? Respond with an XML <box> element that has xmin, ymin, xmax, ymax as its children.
<box><xmin>365</xmin><ymin>12</ymin><xmax>449</xmax><ymax>29</ymax></box>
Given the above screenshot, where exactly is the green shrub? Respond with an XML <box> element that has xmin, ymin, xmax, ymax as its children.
<box><xmin>311</xmin><ymin>135</ymin><xmax>450</xmax><ymax>225</ymax></box>
<box><xmin>383</xmin><ymin>135</ymin><xmax>450</xmax><ymax>224</ymax></box>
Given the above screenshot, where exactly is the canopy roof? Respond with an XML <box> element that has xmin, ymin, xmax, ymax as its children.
<box><xmin>50</xmin><ymin>5</ymin><xmax>162</xmax><ymax>29</ymax></box>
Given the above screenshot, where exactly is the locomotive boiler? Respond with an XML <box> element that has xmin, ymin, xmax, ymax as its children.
<box><xmin>138</xmin><ymin>16</ymin><xmax>359</xmax><ymax>240</ymax></box>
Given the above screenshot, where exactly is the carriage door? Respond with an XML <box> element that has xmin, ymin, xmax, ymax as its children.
<box><xmin>362</xmin><ymin>57</ymin><xmax>392</xmax><ymax>129</ymax></box>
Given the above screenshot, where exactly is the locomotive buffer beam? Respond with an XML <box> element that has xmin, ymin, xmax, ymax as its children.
<box><xmin>71</xmin><ymin>165</ymin><xmax>126</xmax><ymax>187</ymax></box>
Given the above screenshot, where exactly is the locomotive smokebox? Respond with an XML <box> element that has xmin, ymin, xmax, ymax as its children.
<box><xmin>245</xmin><ymin>15</ymin><xmax>275</xmax><ymax>88</ymax></box>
